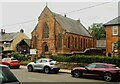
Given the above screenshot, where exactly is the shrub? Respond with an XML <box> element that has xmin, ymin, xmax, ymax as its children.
<box><xmin>11</xmin><ymin>52</ymin><xmax>28</xmax><ymax>61</ymax></box>
<box><xmin>21</xmin><ymin>60</ymin><xmax>31</xmax><ymax>65</ymax></box>
<box><xmin>51</xmin><ymin>55</ymin><xmax>120</xmax><ymax>66</ymax></box>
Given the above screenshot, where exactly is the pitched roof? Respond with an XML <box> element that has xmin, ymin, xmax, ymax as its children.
<box><xmin>24</xmin><ymin>39</ymin><xmax>30</xmax><ymax>47</ymax></box>
<box><xmin>33</xmin><ymin>6</ymin><xmax>92</xmax><ymax>37</ymax></box>
<box><xmin>54</xmin><ymin>13</ymin><xmax>92</xmax><ymax>37</ymax></box>
<box><xmin>104</xmin><ymin>16</ymin><xmax>120</xmax><ymax>26</ymax></box>
<box><xmin>0</xmin><ymin>33</ymin><xmax>19</xmax><ymax>41</ymax></box>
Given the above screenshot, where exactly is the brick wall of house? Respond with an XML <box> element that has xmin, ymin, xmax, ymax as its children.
<box><xmin>106</xmin><ymin>26</ymin><xmax>120</xmax><ymax>56</ymax></box>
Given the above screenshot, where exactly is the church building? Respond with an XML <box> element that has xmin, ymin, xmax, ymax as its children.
<box><xmin>31</xmin><ymin>6</ymin><xmax>96</xmax><ymax>55</ymax></box>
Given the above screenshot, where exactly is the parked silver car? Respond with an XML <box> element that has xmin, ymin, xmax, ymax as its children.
<box><xmin>27</xmin><ymin>58</ymin><xmax>60</xmax><ymax>74</ymax></box>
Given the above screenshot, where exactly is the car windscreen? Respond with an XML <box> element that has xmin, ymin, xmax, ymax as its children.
<box><xmin>0</xmin><ymin>67</ymin><xmax>19</xmax><ymax>83</ymax></box>
<box><xmin>49</xmin><ymin>59</ymin><xmax>54</xmax><ymax>62</ymax></box>
<box><xmin>11</xmin><ymin>58</ymin><xmax>17</xmax><ymax>60</ymax></box>
<box><xmin>2</xmin><ymin>58</ymin><xmax>11</xmax><ymax>61</ymax></box>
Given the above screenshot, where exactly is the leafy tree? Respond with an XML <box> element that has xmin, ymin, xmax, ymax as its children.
<box><xmin>116</xmin><ymin>38</ymin><xmax>120</xmax><ymax>55</ymax></box>
<box><xmin>117</xmin><ymin>38</ymin><xmax>120</xmax><ymax>50</ymax></box>
<box><xmin>88</xmin><ymin>23</ymin><xmax>106</xmax><ymax>40</ymax></box>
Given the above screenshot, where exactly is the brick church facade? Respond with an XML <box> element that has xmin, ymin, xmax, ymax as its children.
<box><xmin>31</xmin><ymin>6</ymin><xmax>96</xmax><ymax>55</ymax></box>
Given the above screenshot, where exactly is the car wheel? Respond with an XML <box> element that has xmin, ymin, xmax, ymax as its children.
<box><xmin>44</xmin><ymin>67</ymin><xmax>50</xmax><ymax>74</ymax></box>
<box><xmin>16</xmin><ymin>66</ymin><xmax>20</xmax><ymax>69</ymax></box>
<box><xmin>28</xmin><ymin>65</ymin><xmax>33</xmax><ymax>72</ymax></box>
<box><xmin>73</xmin><ymin>70</ymin><xmax>81</xmax><ymax>78</ymax></box>
<box><xmin>103</xmin><ymin>72</ymin><xmax>112</xmax><ymax>82</ymax></box>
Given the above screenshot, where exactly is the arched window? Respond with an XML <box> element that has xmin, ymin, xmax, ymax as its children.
<box><xmin>86</xmin><ymin>39</ymin><xmax>87</xmax><ymax>48</ymax></box>
<box><xmin>72</xmin><ymin>36</ymin><xmax>74</xmax><ymax>48</ymax></box>
<box><xmin>43</xmin><ymin>23</ymin><xmax>49</xmax><ymax>38</ymax></box>
<box><xmin>58</xmin><ymin>34</ymin><xmax>62</xmax><ymax>49</ymax></box>
<box><xmin>68</xmin><ymin>36</ymin><xmax>70</xmax><ymax>48</ymax></box>
<box><xmin>33</xmin><ymin>36</ymin><xmax>37</xmax><ymax>48</ymax></box>
<box><xmin>81</xmin><ymin>38</ymin><xmax>82</xmax><ymax>49</ymax></box>
<box><xmin>83</xmin><ymin>38</ymin><xmax>85</xmax><ymax>50</ymax></box>
<box><xmin>75</xmin><ymin>37</ymin><xmax>77</xmax><ymax>48</ymax></box>
<box><xmin>78</xmin><ymin>38</ymin><xmax>80</xmax><ymax>49</ymax></box>
<box><xmin>44</xmin><ymin>44</ymin><xmax>48</xmax><ymax>52</ymax></box>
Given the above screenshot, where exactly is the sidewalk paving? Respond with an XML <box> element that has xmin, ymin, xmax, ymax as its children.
<box><xmin>20</xmin><ymin>66</ymin><xmax>71</xmax><ymax>74</ymax></box>
<box><xmin>59</xmin><ymin>69</ymin><xmax>71</xmax><ymax>74</ymax></box>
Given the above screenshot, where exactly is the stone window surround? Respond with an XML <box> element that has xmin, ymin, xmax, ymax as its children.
<box><xmin>112</xmin><ymin>26</ymin><xmax>118</xmax><ymax>35</ymax></box>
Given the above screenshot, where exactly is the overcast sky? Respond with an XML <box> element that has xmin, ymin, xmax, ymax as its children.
<box><xmin>0</xmin><ymin>0</ymin><xmax>119</xmax><ymax>38</ymax></box>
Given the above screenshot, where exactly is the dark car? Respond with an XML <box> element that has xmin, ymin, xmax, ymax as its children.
<box><xmin>0</xmin><ymin>64</ymin><xmax>20</xmax><ymax>84</ymax></box>
<box><xmin>71</xmin><ymin>63</ymin><xmax>120</xmax><ymax>82</ymax></box>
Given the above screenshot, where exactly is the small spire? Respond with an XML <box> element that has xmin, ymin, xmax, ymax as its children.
<box><xmin>46</xmin><ymin>2</ymin><xmax>48</xmax><ymax>7</ymax></box>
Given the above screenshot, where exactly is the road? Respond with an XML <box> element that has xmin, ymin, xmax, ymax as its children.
<box><xmin>10</xmin><ymin>67</ymin><xmax>119</xmax><ymax>84</ymax></box>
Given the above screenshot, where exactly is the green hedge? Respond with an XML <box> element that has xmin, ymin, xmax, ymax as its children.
<box><xmin>51</xmin><ymin>55</ymin><xmax>120</xmax><ymax>66</ymax></box>
<box><xmin>11</xmin><ymin>52</ymin><xmax>31</xmax><ymax>61</ymax></box>
<box><xmin>20</xmin><ymin>60</ymin><xmax>31</xmax><ymax>65</ymax></box>
<box><xmin>3</xmin><ymin>52</ymin><xmax>120</xmax><ymax>66</ymax></box>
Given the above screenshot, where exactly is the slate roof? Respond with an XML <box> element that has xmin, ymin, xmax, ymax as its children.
<box><xmin>0</xmin><ymin>33</ymin><xmax>19</xmax><ymax>41</ymax></box>
<box><xmin>33</xmin><ymin>6</ymin><xmax>92</xmax><ymax>37</ymax></box>
<box><xmin>104</xmin><ymin>16</ymin><xmax>120</xmax><ymax>26</ymax></box>
<box><xmin>54</xmin><ymin>13</ymin><xmax>92</xmax><ymax>37</ymax></box>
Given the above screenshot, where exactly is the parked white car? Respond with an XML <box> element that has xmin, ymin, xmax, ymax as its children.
<box><xmin>27</xmin><ymin>58</ymin><xmax>60</xmax><ymax>74</ymax></box>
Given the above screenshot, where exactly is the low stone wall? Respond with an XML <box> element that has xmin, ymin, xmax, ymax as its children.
<box><xmin>58</xmin><ymin>62</ymin><xmax>88</xmax><ymax>70</ymax></box>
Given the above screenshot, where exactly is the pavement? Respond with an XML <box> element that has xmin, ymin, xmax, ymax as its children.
<box><xmin>20</xmin><ymin>66</ymin><xmax>71</xmax><ymax>74</ymax></box>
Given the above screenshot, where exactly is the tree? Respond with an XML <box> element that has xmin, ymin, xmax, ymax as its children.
<box><xmin>88</xmin><ymin>23</ymin><xmax>106</xmax><ymax>40</ymax></box>
<box><xmin>116</xmin><ymin>38</ymin><xmax>120</xmax><ymax>55</ymax></box>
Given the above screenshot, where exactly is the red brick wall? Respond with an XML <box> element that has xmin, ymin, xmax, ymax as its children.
<box><xmin>106</xmin><ymin>25</ymin><xmax>120</xmax><ymax>56</ymax></box>
<box><xmin>31</xmin><ymin>7</ymin><xmax>96</xmax><ymax>55</ymax></box>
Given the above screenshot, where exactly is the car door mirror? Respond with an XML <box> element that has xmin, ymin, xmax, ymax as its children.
<box><xmin>34</xmin><ymin>61</ymin><xmax>36</xmax><ymax>63</ymax></box>
<box><xmin>85</xmin><ymin>66</ymin><xmax>88</xmax><ymax>70</ymax></box>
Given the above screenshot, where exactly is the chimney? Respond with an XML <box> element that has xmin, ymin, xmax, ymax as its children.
<box><xmin>1</xmin><ymin>29</ymin><xmax>5</xmax><ymax>34</ymax></box>
<box><xmin>64</xmin><ymin>14</ymin><xmax>66</xmax><ymax>17</ymax></box>
<box><xmin>77</xmin><ymin>19</ymin><xmax>80</xmax><ymax>23</ymax></box>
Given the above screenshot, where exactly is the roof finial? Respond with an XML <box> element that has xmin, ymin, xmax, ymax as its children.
<box><xmin>46</xmin><ymin>2</ymin><xmax>48</xmax><ymax>7</ymax></box>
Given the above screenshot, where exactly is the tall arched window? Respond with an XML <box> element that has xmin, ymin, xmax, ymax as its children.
<box><xmin>33</xmin><ymin>36</ymin><xmax>37</xmax><ymax>49</ymax></box>
<box><xmin>83</xmin><ymin>38</ymin><xmax>85</xmax><ymax>50</ymax></box>
<box><xmin>86</xmin><ymin>39</ymin><xmax>87</xmax><ymax>48</ymax></box>
<box><xmin>43</xmin><ymin>23</ymin><xmax>49</xmax><ymax>38</ymax></box>
<box><xmin>75</xmin><ymin>37</ymin><xmax>77</xmax><ymax>48</ymax></box>
<box><xmin>81</xmin><ymin>38</ymin><xmax>82</xmax><ymax>49</ymax></box>
<box><xmin>72</xmin><ymin>36</ymin><xmax>74</xmax><ymax>49</ymax></box>
<box><xmin>78</xmin><ymin>38</ymin><xmax>80</xmax><ymax>49</ymax></box>
<box><xmin>44</xmin><ymin>44</ymin><xmax>48</xmax><ymax>52</ymax></box>
<box><xmin>58</xmin><ymin>34</ymin><xmax>62</xmax><ymax>49</ymax></box>
<box><xmin>68</xmin><ymin>36</ymin><xmax>70</xmax><ymax>48</ymax></box>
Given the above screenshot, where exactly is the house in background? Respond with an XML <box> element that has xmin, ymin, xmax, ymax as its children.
<box><xmin>16</xmin><ymin>39</ymin><xmax>30</xmax><ymax>54</ymax></box>
<box><xmin>31</xmin><ymin>6</ymin><xmax>96</xmax><ymax>55</ymax></box>
<box><xmin>104</xmin><ymin>16</ymin><xmax>120</xmax><ymax>56</ymax></box>
<box><xmin>0</xmin><ymin>29</ymin><xmax>30</xmax><ymax>54</ymax></box>
<box><xmin>96</xmin><ymin>39</ymin><xmax>106</xmax><ymax>49</ymax></box>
